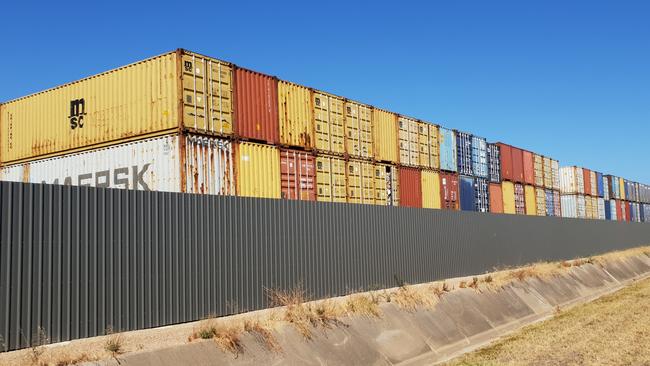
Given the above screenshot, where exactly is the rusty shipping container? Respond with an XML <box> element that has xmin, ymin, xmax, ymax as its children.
<box><xmin>375</xmin><ymin>163</ymin><xmax>400</xmax><ymax>206</ymax></box>
<box><xmin>589</xmin><ymin>171</ymin><xmax>597</xmax><ymax>198</ymax></box>
<box><xmin>512</xmin><ymin>147</ymin><xmax>524</xmax><ymax>183</ymax></box>
<box><xmin>399</xmin><ymin>167</ymin><xmax>422</xmax><ymax>208</ymax></box>
<box><xmin>439</xmin><ymin>172</ymin><xmax>459</xmax><ymax>210</ymax></box>
<box><xmin>421</xmin><ymin>170</ymin><xmax>441</xmax><ymax>209</ymax></box>
<box><xmin>489</xmin><ymin>183</ymin><xmax>504</xmax><ymax>213</ymax></box>
<box><xmin>583</xmin><ymin>168</ymin><xmax>592</xmax><ymax>196</ymax></box>
<box><xmin>535</xmin><ymin>187</ymin><xmax>546</xmax><ymax>216</ymax></box>
<box><xmin>280</xmin><ymin>149</ymin><xmax>315</xmax><ymax>201</ymax></box>
<box><xmin>373</xmin><ymin>108</ymin><xmax>398</xmax><ymax>163</ymax></box>
<box><xmin>315</xmin><ymin>155</ymin><xmax>346</xmax><ymax>203</ymax></box>
<box><xmin>1</xmin><ymin>50</ymin><xmax>238</xmax><ymax>165</ymax></box>
<box><xmin>344</xmin><ymin>100</ymin><xmax>373</xmax><ymax>159</ymax></box>
<box><xmin>543</xmin><ymin>157</ymin><xmax>553</xmax><ymax>188</ymax></box>
<box><xmin>497</xmin><ymin>143</ymin><xmax>513</xmax><ymax>182</ymax></box>
<box><xmin>522</xmin><ymin>150</ymin><xmax>534</xmax><ymax>185</ymax></box>
<box><xmin>533</xmin><ymin>154</ymin><xmax>544</xmax><ymax>187</ymax></box>
<box><xmin>560</xmin><ymin>166</ymin><xmax>585</xmax><ymax>194</ymax></box>
<box><xmin>234</xmin><ymin>67</ymin><xmax>279</xmax><ymax>144</ymax></box>
<box><xmin>236</xmin><ymin>141</ymin><xmax>281</xmax><ymax>198</ymax></box>
<box><xmin>313</xmin><ymin>92</ymin><xmax>345</xmax><ymax>155</ymax></box>
<box><xmin>552</xmin><ymin>160</ymin><xmax>560</xmax><ymax>190</ymax></box>
<box><xmin>278</xmin><ymin>81</ymin><xmax>313</xmax><ymax>148</ymax></box>
<box><xmin>0</xmin><ymin>133</ymin><xmax>235</xmax><ymax>195</ymax></box>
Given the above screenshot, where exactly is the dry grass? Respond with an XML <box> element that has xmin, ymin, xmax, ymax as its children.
<box><xmin>446</xmin><ymin>275</ymin><xmax>650</xmax><ymax>366</ymax></box>
<box><xmin>345</xmin><ymin>293</ymin><xmax>381</xmax><ymax>318</ymax></box>
<box><xmin>103</xmin><ymin>333</ymin><xmax>124</xmax><ymax>358</ymax></box>
<box><xmin>243</xmin><ymin>319</ymin><xmax>281</xmax><ymax>353</ymax></box>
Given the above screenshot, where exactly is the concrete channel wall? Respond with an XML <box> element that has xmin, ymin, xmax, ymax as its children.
<box><xmin>1</xmin><ymin>181</ymin><xmax>650</xmax><ymax>351</ymax></box>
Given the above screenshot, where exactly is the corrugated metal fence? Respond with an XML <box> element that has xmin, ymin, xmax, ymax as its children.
<box><xmin>1</xmin><ymin>181</ymin><xmax>650</xmax><ymax>351</ymax></box>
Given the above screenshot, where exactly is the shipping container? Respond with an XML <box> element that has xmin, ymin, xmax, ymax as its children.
<box><xmin>374</xmin><ymin>163</ymin><xmax>400</xmax><ymax>206</ymax></box>
<box><xmin>512</xmin><ymin>147</ymin><xmax>525</xmax><ymax>183</ymax></box>
<box><xmin>315</xmin><ymin>155</ymin><xmax>346</xmax><ymax>203</ymax></box>
<box><xmin>610</xmin><ymin>176</ymin><xmax>620</xmax><ymax>199</ymax></box>
<box><xmin>440</xmin><ymin>172</ymin><xmax>459</xmax><ymax>210</ymax></box>
<box><xmin>551</xmin><ymin>160</ymin><xmax>560</xmax><ymax>190</ymax></box>
<box><xmin>278</xmin><ymin>81</ymin><xmax>313</xmax><ymax>148</ymax></box>
<box><xmin>399</xmin><ymin>167</ymin><xmax>422</xmax><ymax>208</ymax></box>
<box><xmin>313</xmin><ymin>91</ymin><xmax>345</xmax><ymax>155</ymax></box>
<box><xmin>617</xmin><ymin>200</ymin><xmax>624</xmax><ymax>221</ymax></box>
<box><xmin>236</xmin><ymin>141</ymin><xmax>281</xmax><ymax>198</ymax></box>
<box><xmin>524</xmin><ymin>185</ymin><xmax>536</xmax><ymax>215</ymax></box>
<box><xmin>496</xmin><ymin>143</ymin><xmax>513</xmax><ymax>182</ymax></box>
<box><xmin>642</xmin><ymin>203</ymin><xmax>650</xmax><ymax>222</ymax></box>
<box><xmin>514</xmin><ymin>183</ymin><xmax>526</xmax><ymax>215</ymax></box>
<box><xmin>425</xmin><ymin>124</ymin><xmax>440</xmax><ymax>170</ymax></box>
<box><xmin>561</xmin><ymin>194</ymin><xmax>586</xmax><ymax>219</ymax></box>
<box><xmin>553</xmin><ymin>190</ymin><xmax>561</xmax><ymax>217</ymax></box>
<box><xmin>605</xmin><ymin>200</ymin><xmax>615</xmax><ymax>221</ymax></box>
<box><xmin>533</xmin><ymin>154</ymin><xmax>544</xmax><ymax>187</ymax></box>
<box><xmin>502</xmin><ymin>181</ymin><xmax>515</xmax><ymax>214</ymax></box>
<box><xmin>603</xmin><ymin>174</ymin><xmax>610</xmax><ymax>200</ymax></box>
<box><xmin>421</xmin><ymin>170</ymin><xmax>441</xmax><ymax>209</ymax></box>
<box><xmin>634</xmin><ymin>203</ymin><xmax>641</xmax><ymax>222</ymax></box>
<box><xmin>545</xmin><ymin>189</ymin><xmax>554</xmax><ymax>216</ymax></box>
<box><xmin>619</xmin><ymin>177</ymin><xmax>626</xmax><ymax>200</ymax></box>
<box><xmin>0</xmin><ymin>133</ymin><xmax>235</xmax><ymax>195</ymax></box>
<box><xmin>487</xmin><ymin>143</ymin><xmax>501</xmax><ymax>183</ymax></box>
<box><xmin>596</xmin><ymin>172</ymin><xmax>604</xmax><ymax>197</ymax></box>
<box><xmin>346</xmin><ymin>159</ymin><xmax>375</xmax><ymax>204</ymax></box>
<box><xmin>398</xmin><ymin>117</ymin><xmax>439</xmax><ymax>169</ymax></box>
<box><xmin>475</xmin><ymin>178</ymin><xmax>490</xmax><ymax>212</ymax></box>
<box><xmin>439</xmin><ymin>127</ymin><xmax>457</xmax><ymax>172</ymax></box>
<box><xmin>559</xmin><ymin>166</ymin><xmax>584</xmax><ymax>194</ymax></box>
<box><xmin>624</xmin><ymin>201</ymin><xmax>630</xmax><ymax>221</ymax></box>
<box><xmin>471</xmin><ymin>136</ymin><xmax>489</xmax><ymax>179</ymax></box>
<box><xmin>280</xmin><ymin>149</ymin><xmax>315</xmax><ymax>201</ymax></box>
<box><xmin>344</xmin><ymin>100</ymin><xmax>373</xmax><ymax>159</ymax></box>
<box><xmin>629</xmin><ymin>202</ymin><xmax>637</xmax><ymax>222</ymax></box>
<box><xmin>543</xmin><ymin>157</ymin><xmax>553</xmax><ymax>188</ymax></box>
<box><xmin>372</xmin><ymin>108</ymin><xmax>398</xmax><ymax>163</ymax></box>
<box><xmin>235</xmin><ymin>67</ymin><xmax>279</xmax><ymax>144</ymax></box>
<box><xmin>489</xmin><ymin>183</ymin><xmax>503</xmax><ymax>213</ymax></box>
<box><xmin>597</xmin><ymin>197</ymin><xmax>605</xmax><ymax>220</ymax></box>
<box><xmin>588</xmin><ymin>171</ymin><xmax>597</xmax><ymax>197</ymax></box>
<box><xmin>535</xmin><ymin>188</ymin><xmax>546</xmax><ymax>216</ymax></box>
<box><xmin>456</xmin><ymin>131</ymin><xmax>473</xmax><ymax>176</ymax></box>
<box><xmin>522</xmin><ymin>151</ymin><xmax>534</xmax><ymax>185</ymax></box>
<box><xmin>459</xmin><ymin>175</ymin><xmax>476</xmax><ymax>212</ymax></box>
<box><xmin>585</xmin><ymin>195</ymin><xmax>593</xmax><ymax>219</ymax></box>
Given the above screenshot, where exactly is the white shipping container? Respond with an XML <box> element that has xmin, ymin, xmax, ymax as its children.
<box><xmin>609</xmin><ymin>200</ymin><xmax>618</xmax><ymax>221</ymax></box>
<box><xmin>559</xmin><ymin>166</ymin><xmax>584</xmax><ymax>194</ymax></box>
<box><xmin>597</xmin><ymin>197</ymin><xmax>605</xmax><ymax>220</ymax></box>
<box><xmin>0</xmin><ymin>134</ymin><xmax>235</xmax><ymax>195</ymax></box>
<box><xmin>632</xmin><ymin>202</ymin><xmax>641</xmax><ymax>222</ymax></box>
<box><xmin>603</xmin><ymin>175</ymin><xmax>610</xmax><ymax>200</ymax></box>
<box><xmin>551</xmin><ymin>160</ymin><xmax>560</xmax><ymax>190</ymax></box>
<box><xmin>561</xmin><ymin>194</ymin><xmax>586</xmax><ymax>219</ymax></box>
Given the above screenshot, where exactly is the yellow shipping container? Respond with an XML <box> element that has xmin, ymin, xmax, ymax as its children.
<box><xmin>585</xmin><ymin>195</ymin><xmax>593</xmax><ymax>219</ymax></box>
<box><xmin>421</xmin><ymin>170</ymin><xmax>441</xmax><ymax>209</ymax></box>
<box><xmin>619</xmin><ymin>177</ymin><xmax>626</xmax><ymax>200</ymax></box>
<box><xmin>1</xmin><ymin>50</ymin><xmax>235</xmax><ymax>164</ymax></box>
<box><xmin>502</xmin><ymin>181</ymin><xmax>516</xmax><ymax>214</ymax></box>
<box><xmin>543</xmin><ymin>157</ymin><xmax>553</xmax><ymax>188</ymax></box>
<box><xmin>278</xmin><ymin>81</ymin><xmax>313</xmax><ymax>148</ymax></box>
<box><xmin>315</xmin><ymin>155</ymin><xmax>346</xmax><ymax>203</ymax></box>
<box><xmin>535</xmin><ymin>187</ymin><xmax>546</xmax><ymax>216</ymax></box>
<box><xmin>236</xmin><ymin>142</ymin><xmax>280</xmax><ymax>199</ymax></box>
<box><xmin>533</xmin><ymin>154</ymin><xmax>544</xmax><ymax>187</ymax></box>
<box><xmin>398</xmin><ymin>116</ymin><xmax>418</xmax><ymax>166</ymax></box>
<box><xmin>374</xmin><ymin>163</ymin><xmax>399</xmax><ymax>206</ymax></box>
<box><xmin>425</xmin><ymin>124</ymin><xmax>440</xmax><ymax>170</ymax></box>
<box><xmin>346</xmin><ymin>160</ymin><xmax>375</xmax><ymax>204</ymax></box>
<box><xmin>591</xmin><ymin>196</ymin><xmax>598</xmax><ymax>218</ymax></box>
<box><xmin>344</xmin><ymin>100</ymin><xmax>373</xmax><ymax>159</ymax></box>
<box><xmin>313</xmin><ymin>91</ymin><xmax>345</xmax><ymax>155</ymax></box>
<box><xmin>524</xmin><ymin>185</ymin><xmax>537</xmax><ymax>215</ymax></box>
<box><xmin>372</xmin><ymin>108</ymin><xmax>398</xmax><ymax>163</ymax></box>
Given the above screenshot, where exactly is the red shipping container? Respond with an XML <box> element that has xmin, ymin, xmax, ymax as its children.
<box><xmin>625</xmin><ymin>202</ymin><xmax>631</xmax><ymax>222</ymax></box>
<box><xmin>616</xmin><ymin>200</ymin><xmax>623</xmax><ymax>221</ymax></box>
<box><xmin>234</xmin><ymin>67</ymin><xmax>279</xmax><ymax>144</ymax></box>
<box><xmin>522</xmin><ymin>150</ymin><xmax>534</xmax><ymax>185</ymax></box>
<box><xmin>280</xmin><ymin>149</ymin><xmax>315</xmax><ymax>201</ymax></box>
<box><xmin>583</xmin><ymin>168</ymin><xmax>591</xmax><ymax>196</ymax></box>
<box><xmin>399</xmin><ymin>167</ymin><xmax>422</xmax><ymax>208</ymax></box>
<box><xmin>496</xmin><ymin>143</ymin><xmax>513</xmax><ymax>182</ymax></box>
<box><xmin>511</xmin><ymin>147</ymin><xmax>524</xmax><ymax>183</ymax></box>
<box><xmin>489</xmin><ymin>183</ymin><xmax>504</xmax><ymax>213</ymax></box>
<box><xmin>439</xmin><ymin>172</ymin><xmax>459</xmax><ymax>210</ymax></box>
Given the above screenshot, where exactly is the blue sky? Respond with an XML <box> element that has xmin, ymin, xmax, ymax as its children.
<box><xmin>1</xmin><ymin>1</ymin><xmax>648</xmax><ymax>182</ymax></box>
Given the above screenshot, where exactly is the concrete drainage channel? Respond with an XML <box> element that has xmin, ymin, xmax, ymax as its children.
<box><xmin>67</xmin><ymin>252</ymin><xmax>650</xmax><ymax>366</ymax></box>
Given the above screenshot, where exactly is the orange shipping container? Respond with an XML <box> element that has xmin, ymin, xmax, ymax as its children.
<box><xmin>489</xmin><ymin>183</ymin><xmax>504</xmax><ymax>213</ymax></box>
<box><xmin>234</xmin><ymin>67</ymin><xmax>279</xmax><ymax>144</ymax></box>
<box><xmin>583</xmin><ymin>168</ymin><xmax>592</xmax><ymax>195</ymax></box>
<box><xmin>399</xmin><ymin>167</ymin><xmax>422</xmax><ymax>208</ymax></box>
<box><xmin>522</xmin><ymin>150</ymin><xmax>534</xmax><ymax>185</ymax></box>
<box><xmin>280</xmin><ymin>149</ymin><xmax>315</xmax><ymax>201</ymax></box>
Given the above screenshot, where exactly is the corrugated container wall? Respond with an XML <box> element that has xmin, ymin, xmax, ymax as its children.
<box><xmin>399</xmin><ymin>167</ymin><xmax>422</xmax><ymax>208</ymax></box>
<box><xmin>425</xmin><ymin>124</ymin><xmax>440</xmax><ymax>170</ymax></box>
<box><xmin>535</xmin><ymin>188</ymin><xmax>546</xmax><ymax>216</ymax></box>
<box><xmin>236</xmin><ymin>142</ymin><xmax>281</xmax><ymax>198</ymax></box>
<box><xmin>497</xmin><ymin>143</ymin><xmax>513</xmax><ymax>182</ymax></box>
<box><xmin>522</xmin><ymin>151</ymin><xmax>534</xmax><ymax>185</ymax></box>
<box><xmin>596</xmin><ymin>172</ymin><xmax>604</xmax><ymax>197</ymax></box>
<box><xmin>344</xmin><ymin>101</ymin><xmax>373</xmax><ymax>159</ymax></box>
<box><xmin>502</xmin><ymin>181</ymin><xmax>515</xmax><ymax>214</ymax></box>
<box><xmin>560</xmin><ymin>166</ymin><xmax>584</xmax><ymax>194</ymax></box>
<box><xmin>616</xmin><ymin>200</ymin><xmax>624</xmax><ymax>221</ymax></box>
<box><xmin>553</xmin><ymin>191</ymin><xmax>562</xmax><ymax>217</ymax></box>
<box><xmin>398</xmin><ymin>118</ymin><xmax>439</xmax><ymax>169</ymax></box>
<box><xmin>487</xmin><ymin>143</ymin><xmax>500</xmax><ymax>183</ymax></box>
<box><xmin>533</xmin><ymin>154</ymin><xmax>544</xmax><ymax>187</ymax></box>
<box><xmin>313</xmin><ymin>92</ymin><xmax>345</xmax><ymax>155</ymax></box>
<box><xmin>561</xmin><ymin>195</ymin><xmax>586</xmax><ymax>219</ymax></box>
<box><xmin>346</xmin><ymin>160</ymin><xmax>375</xmax><ymax>204</ymax></box>
<box><xmin>619</xmin><ymin>177</ymin><xmax>626</xmax><ymax>200</ymax></box>
<box><xmin>439</xmin><ymin>172</ymin><xmax>459</xmax><ymax>210</ymax></box>
<box><xmin>459</xmin><ymin>176</ymin><xmax>476</xmax><ymax>212</ymax></box>
<box><xmin>475</xmin><ymin>178</ymin><xmax>490</xmax><ymax>212</ymax></box>
<box><xmin>456</xmin><ymin>131</ymin><xmax>473</xmax><ymax>176</ymax></box>
<box><xmin>372</xmin><ymin>108</ymin><xmax>398</xmax><ymax>163</ymax></box>
<box><xmin>421</xmin><ymin>170</ymin><xmax>441</xmax><ymax>209</ymax></box>
<box><xmin>512</xmin><ymin>147</ymin><xmax>524</xmax><ymax>183</ymax></box>
<box><xmin>0</xmin><ymin>134</ymin><xmax>235</xmax><ymax>195</ymax></box>
<box><xmin>545</xmin><ymin>189</ymin><xmax>554</xmax><ymax>216</ymax></box>
<box><xmin>543</xmin><ymin>157</ymin><xmax>552</xmax><ymax>188</ymax></box>
<box><xmin>551</xmin><ymin>160</ymin><xmax>560</xmax><ymax>190</ymax></box>
<box><xmin>375</xmin><ymin>164</ymin><xmax>399</xmax><ymax>206</ymax></box>
<box><xmin>472</xmin><ymin>136</ymin><xmax>488</xmax><ymax>179</ymax></box>
<box><xmin>524</xmin><ymin>185</ymin><xmax>536</xmax><ymax>215</ymax></box>
<box><xmin>585</xmin><ymin>196</ymin><xmax>593</xmax><ymax>219</ymax></box>
<box><xmin>1</xmin><ymin>52</ymin><xmax>181</xmax><ymax>164</ymax></box>
<box><xmin>439</xmin><ymin>127</ymin><xmax>457</xmax><ymax>172</ymax></box>
<box><xmin>315</xmin><ymin>155</ymin><xmax>346</xmax><ymax>203</ymax></box>
<box><xmin>589</xmin><ymin>171</ymin><xmax>597</xmax><ymax>197</ymax></box>
<box><xmin>514</xmin><ymin>183</ymin><xmax>526</xmax><ymax>215</ymax></box>
<box><xmin>597</xmin><ymin>198</ymin><xmax>605</xmax><ymax>220</ymax></box>
<box><xmin>278</xmin><ymin>81</ymin><xmax>313</xmax><ymax>148</ymax></box>
<box><xmin>280</xmin><ymin>149</ymin><xmax>315</xmax><ymax>201</ymax></box>
<box><xmin>234</xmin><ymin>67</ymin><xmax>279</xmax><ymax>144</ymax></box>
<box><xmin>489</xmin><ymin>183</ymin><xmax>503</xmax><ymax>213</ymax></box>
<box><xmin>603</xmin><ymin>174</ymin><xmax>610</xmax><ymax>200</ymax></box>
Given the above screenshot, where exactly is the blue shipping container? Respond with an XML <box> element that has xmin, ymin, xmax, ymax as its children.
<box><xmin>596</xmin><ymin>172</ymin><xmax>604</xmax><ymax>197</ymax></box>
<box><xmin>611</xmin><ymin>176</ymin><xmax>620</xmax><ymax>199</ymax></box>
<box><xmin>459</xmin><ymin>175</ymin><xmax>476</xmax><ymax>211</ymax></box>
<box><xmin>487</xmin><ymin>143</ymin><xmax>501</xmax><ymax>183</ymax></box>
<box><xmin>630</xmin><ymin>202</ymin><xmax>636</xmax><ymax>222</ymax></box>
<box><xmin>624</xmin><ymin>180</ymin><xmax>630</xmax><ymax>200</ymax></box>
<box><xmin>439</xmin><ymin>127</ymin><xmax>457</xmax><ymax>172</ymax></box>
<box><xmin>640</xmin><ymin>203</ymin><xmax>646</xmax><ymax>222</ymax></box>
<box><xmin>545</xmin><ymin>189</ymin><xmax>554</xmax><ymax>216</ymax></box>
<box><xmin>476</xmin><ymin>177</ymin><xmax>490</xmax><ymax>212</ymax></box>
<box><xmin>456</xmin><ymin>131</ymin><xmax>473</xmax><ymax>176</ymax></box>
<box><xmin>472</xmin><ymin>136</ymin><xmax>489</xmax><ymax>179</ymax></box>
<box><xmin>605</xmin><ymin>199</ymin><xmax>612</xmax><ymax>220</ymax></box>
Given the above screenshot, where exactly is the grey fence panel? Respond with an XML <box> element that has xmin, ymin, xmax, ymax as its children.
<box><xmin>1</xmin><ymin>181</ymin><xmax>650</xmax><ymax>351</ymax></box>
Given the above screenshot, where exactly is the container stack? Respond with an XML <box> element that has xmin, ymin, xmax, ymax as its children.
<box><xmin>0</xmin><ymin>48</ymin><xmax>647</xmax><ymax>224</ymax></box>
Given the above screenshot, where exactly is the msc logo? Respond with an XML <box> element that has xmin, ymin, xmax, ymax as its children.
<box><xmin>69</xmin><ymin>98</ymin><xmax>87</xmax><ymax>130</ymax></box>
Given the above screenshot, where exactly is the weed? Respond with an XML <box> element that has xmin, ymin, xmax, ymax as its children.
<box><xmin>28</xmin><ymin>327</ymin><xmax>49</xmax><ymax>365</ymax></box>
<box><xmin>346</xmin><ymin>294</ymin><xmax>381</xmax><ymax>318</ymax></box>
<box><xmin>459</xmin><ymin>281</ymin><xmax>467</xmax><ymax>288</ymax></box>
<box><xmin>243</xmin><ymin>320</ymin><xmax>281</xmax><ymax>353</ymax></box>
<box><xmin>468</xmin><ymin>277</ymin><xmax>480</xmax><ymax>290</ymax></box>
<box><xmin>393</xmin><ymin>274</ymin><xmax>406</xmax><ymax>288</ymax></box>
<box><xmin>213</xmin><ymin>325</ymin><xmax>243</xmax><ymax>356</ymax></box>
<box><xmin>104</xmin><ymin>332</ymin><xmax>124</xmax><ymax>358</ymax></box>
<box><xmin>392</xmin><ymin>285</ymin><xmax>429</xmax><ymax>311</ymax></box>
<box><xmin>442</xmin><ymin>282</ymin><xmax>451</xmax><ymax>292</ymax></box>
<box><xmin>483</xmin><ymin>275</ymin><xmax>493</xmax><ymax>284</ymax></box>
